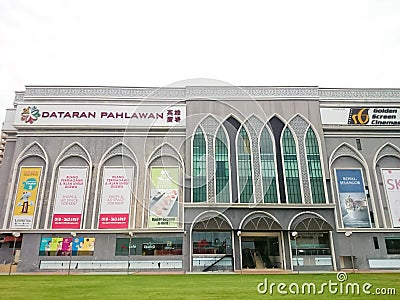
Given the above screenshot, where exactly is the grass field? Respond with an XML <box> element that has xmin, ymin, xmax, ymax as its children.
<box><xmin>1</xmin><ymin>273</ymin><xmax>400</xmax><ymax>299</ymax></box>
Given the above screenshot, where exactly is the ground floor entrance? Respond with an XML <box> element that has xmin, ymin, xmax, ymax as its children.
<box><xmin>240</xmin><ymin>233</ymin><xmax>283</xmax><ymax>270</ymax></box>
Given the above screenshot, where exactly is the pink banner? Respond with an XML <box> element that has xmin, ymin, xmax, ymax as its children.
<box><xmin>52</xmin><ymin>214</ymin><xmax>82</xmax><ymax>229</ymax></box>
<box><xmin>98</xmin><ymin>213</ymin><xmax>129</xmax><ymax>229</ymax></box>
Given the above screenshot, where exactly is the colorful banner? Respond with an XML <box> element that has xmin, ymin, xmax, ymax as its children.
<box><xmin>320</xmin><ymin>107</ymin><xmax>400</xmax><ymax>126</ymax></box>
<box><xmin>98</xmin><ymin>167</ymin><xmax>134</xmax><ymax>229</ymax></box>
<box><xmin>148</xmin><ymin>167</ymin><xmax>179</xmax><ymax>228</ymax></box>
<box><xmin>11</xmin><ymin>167</ymin><xmax>42</xmax><ymax>229</ymax></box>
<box><xmin>381</xmin><ymin>169</ymin><xmax>400</xmax><ymax>228</ymax></box>
<box><xmin>39</xmin><ymin>237</ymin><xmax>95</xmax><ymax>256</ymax></box>
<box><xmin>15</xmin><ymin>104</ymin><xmax>186</xmax><ymax>128</ymax></box>
<box><xmin>335</xmin><ymin>169</ymin><xmax>371</xmax><ymax>228</ymax></box>
<box><xmin>52</xmin><ymin>167</ymin><xmax>88</xmax><ymax>229</ymax></box>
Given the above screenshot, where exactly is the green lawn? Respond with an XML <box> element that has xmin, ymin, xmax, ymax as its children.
<box><xmin>2</xmin><ymin>273</ymin><xmax>400</xmax><ymax>299</ymax></box>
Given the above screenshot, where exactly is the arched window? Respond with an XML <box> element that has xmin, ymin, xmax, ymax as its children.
<box><xmin>237</xmin><ymin>126</ymin><xmax>254</xmax><ymax>203</ymax></box>
<box><xmin>260</xmin><ymin>127</ymin><xmax>278</xmax><ymax>203</ymax></box>
<box><xmin>215</xmin><ymin>127</ymin><xmax>230</xmax><ymax>203</ymax></box>
<box><xmin>305</xmin><ymin>128</ymin><xmax>325</xmax><ymax>203</ymax></box>
<box><xmin>282</xmin><ymin>127</ymin><xmax>302</xmax><ymax>203</ymax></box>
<box><xmin>192</xmin><ymin>127</ymin><xmax>207</xmax><ymax>202</ymax></box>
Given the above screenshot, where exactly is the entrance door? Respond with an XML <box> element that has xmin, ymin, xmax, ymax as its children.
<box><xmin>241</xmin><ymin>234</ymin><xmax>282</xmax><ymax>269</ymax></box>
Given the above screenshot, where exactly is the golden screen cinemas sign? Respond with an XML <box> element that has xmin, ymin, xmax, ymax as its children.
<box><xmin>321</xmin><ymin>108</ymin><xmax>400</xmax><ymax>126</ymax></box>
<box><xmin>15</xmin><ymin>104</ymin><xmax>186</xmax><ymax>128</ymax></box>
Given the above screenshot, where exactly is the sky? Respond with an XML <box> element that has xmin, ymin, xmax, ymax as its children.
<box><xmin>1</xmin><ymin>0</ymin><xmax>400</xmax><ymax>124</ymax></box>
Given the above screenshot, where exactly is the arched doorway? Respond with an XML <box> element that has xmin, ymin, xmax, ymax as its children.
<box><xmin>289</xmin><ymin>212</ymin><xmax>335</xmax><ymax>271</ymax></box>
<box><xmin>191</xmin><ymin>211</ymin><xmax>233</xmax><ymax>272</ymax></box>
<box><xmin>239</xmin><ymin>212</ymin><xmax>284</xmax><ymax>270</ymax></box>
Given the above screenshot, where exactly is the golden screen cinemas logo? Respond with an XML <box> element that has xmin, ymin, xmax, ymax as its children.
<box><xmin>349</xmin><ymin>108</ymin><xmax>400</xmax><ymax>125</ymax></box>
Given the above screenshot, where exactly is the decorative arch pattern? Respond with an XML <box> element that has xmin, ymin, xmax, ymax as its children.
<box><xmin>148</xmin><ymin>143</ymin><xmax>182</xmax><ymax>165</ymax></box>
<box><xmin>244</xmin><ymin>115</ymin><xmax>264</xmax><ymax>203</ymax></box>
<box><xmin>18</xmin><ymin>142</ymin><xmax>47</xmax><ymax>162</ymax></box>
<box><xmin>375</xmin><ymin>143</ymin><xmax>400</xmax><ymax>163</ymax></box>
<box><xmin>289</xmin><ymin>115</ymin><xmax>311</xmax><ymax>203</ymax></box>
<box><xmin>190</xmin><ymin>114</ymin><xmax>326</xmax><ymax>206</ymax></box>
<box><xmin>289</xmin><ymin>212</ymin><xmax>333</xmax><ymax>231</ymax></box>
<box><xmin>240</xmin><ymin>212</ymin><xmax>282</xmax><ymax>231</ymax></box>
<box><xmin>57</xmin><ymin>142</ymin><xmax>91</xmax><ymax>164</ymax></box>
<box><xmin>329</xmin><ymin>143</ymin><xmax>364</xmax><ymax>166</ymax></box>
<box><xmin>200</xmin><ymin>116</ymin><xmax>219</xmax><ymax>202</ymax></box>
<box><xmin>192</xmin><ymin>211</ymin><xmax>233</xmax><ymax>231</ymax></box>
<box><xmin>101</xmin><ymin>142</ymin><xmax>137</xmax><ymax>163</ymax></box>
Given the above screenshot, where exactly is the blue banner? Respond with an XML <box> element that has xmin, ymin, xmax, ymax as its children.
<box><xmin>336</xmin><ymin>169</ymin><xmax>371</xmax><ymax>228</ymax></box>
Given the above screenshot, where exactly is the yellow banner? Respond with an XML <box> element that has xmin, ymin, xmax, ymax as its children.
<box><xmin>12</xmin><ymin>167</ymin><xmax>42</xmax><ymax>228</ymax></box>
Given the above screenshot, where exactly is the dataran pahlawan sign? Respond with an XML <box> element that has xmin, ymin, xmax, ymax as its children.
<box><xmin>14</xmin><ymin>104</ymin><xmax>186</xmax><ymax>127</ymax></box>
<box><xmin>320</xmin><ymin>107</ymin><xmax>400</xmax><ymax>125</ymax></box>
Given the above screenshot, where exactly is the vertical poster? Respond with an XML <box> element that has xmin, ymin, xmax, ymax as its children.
<box><xmin>52</xmin><ymin>167</ymin><xmax>88</xmax><ymax>229</ymax></box>
<box><xmin>11</xmin><ymin>167</ymin><xmax>42</xmax><ymax>229</ymax></box>
<box><xmin>335</xmin><ymin>169</ymin><xmax>371</xmax><ymax>228</ymax></box>
<box><xmin>381</xmin><ymin>169</ymin><xmax>400</xmax><ymax>227</ymax></box>
<box><xmin>98</xmin><ymin>167</ymin><xmax>134</xmax><ymax>229</ymax></box>
<box><xmin>148</xmin><ymin>167</ymin><xmax>179</xmax><ymax>228</ymax></box>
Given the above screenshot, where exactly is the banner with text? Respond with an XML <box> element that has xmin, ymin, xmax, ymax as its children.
<box><xmin>321</xmin><ymin>108</ymin><xmax>400</xmax><ymax>126</ymax></box>
<box><xmin>335</xmin><ymin>169</ymin><xmax>371</xmax><ymax>228</ymax></box>
<box><xmin>148</xmin><ymin>167</ymin><xmax>179</xmax><ymax>228</ymax></box>
<box><xmin>11</xmin><ymin>167</ymin><xmax>42</xmax><ymax>229</ymax></box>
<box><xmin>98</xmin><ymin>167</ymin><xmax>134</xmax><ymax>229</ymax></box>
<box><xmin>15</xmin><ymin>104</ymin><xmax>186</xmax><ymax>128</ymax></box>
<box><xmin>52</xmin><ymin>167</ymin><xmax>89</xmax><ymax>229</ymax></box>
<box><xmin>381</xmin><ymin>169</ymin><xmax>400</xmax><ymax>228</ymax></box>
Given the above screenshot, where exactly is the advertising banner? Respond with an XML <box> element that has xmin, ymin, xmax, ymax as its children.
<box><xmin>15</xmin><ymin>104</ymin><xmax>186</xmax><ymax>128</ymax></box>
<box><xmin>381</xmin><ymin>169</ymin><xmax>400</xmax><ymax>228</ymax></box>
<box><xmin>11</xmin><ymin>167</ymin><xmax>42</xmax><ymax>229</ymax></box>
<box><xmin>52</xmin><ymin>167</ymin><xmax>88</xmax><ymax>229</ymax></box>
<box><xmin>335</xmin><ymin>169</ymin><xmax>371</xmax><ymax>228</ymax></box>
<box><xmin>321</xmin><ymin>107</ymin><xmax>400</xmax><ymax>126</ymax></box>
<box><xmin>148</xmin><ymin>167</ymin><xmax>179</xmax><ymax>228</ymax></box>
<box><xmin>98</xmin><ymin>167</ymin><xmax>134</xmax><ymax>229</ymax></box>
<box><xmin>39</xmin><ymin>237</ymin><xmax>95</xmax><ymax>256</ymax></box>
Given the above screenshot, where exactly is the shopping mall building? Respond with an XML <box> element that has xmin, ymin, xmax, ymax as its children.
<box><xmin>0</xmin><ymin>85</ymin><xmax>400</xmax><ymax>273</ymax></box>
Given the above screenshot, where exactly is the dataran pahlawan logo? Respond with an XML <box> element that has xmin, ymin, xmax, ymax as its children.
<box><xmin>21</xmin><ymin>106</ymin><xmax>41</xmax><ymax>124</ymax></box>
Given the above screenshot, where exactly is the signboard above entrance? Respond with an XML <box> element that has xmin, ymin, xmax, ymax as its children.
<box><xmin>321</xmin><ymin>107</ymin><xmax>400</xmax><ymax>126</ymax></box>
<box><xmin>14</xmin><ymin>104</ymin><xmax>186</xmax><ymax>128</ymax></box>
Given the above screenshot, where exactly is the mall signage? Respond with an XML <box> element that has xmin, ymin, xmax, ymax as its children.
<box><xmin>15</xmin><ymin>104</ymin><xmax>186</xmax><ymax>128</ymax></box>
<box><xmin>321</xmin><ymin>107</ymin><xmax>400</xmax><ymax>125</ymax></box>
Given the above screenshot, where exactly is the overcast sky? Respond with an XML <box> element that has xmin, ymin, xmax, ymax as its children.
<box><xmin>1</xmin><ymin>0</ymin><xmax>400</xmax><ymax>123</ymax></box>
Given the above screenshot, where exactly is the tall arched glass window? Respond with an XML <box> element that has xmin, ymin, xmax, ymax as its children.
<box><xmin>282</xmin><ymin>127</ymin><xmax>302</xmax><ymax>203</ymax></box>
<box><xmin>215</xmin><ymin>127</ymin><xmax>230</xmax><ymax>203</ymax></box>
<box><xmin>305</xmin><ymin>128</ymin><xmax>325</xmax><ymax>203</ymax></box>
<box><xmin>260</xmin><ymin>127</ymin><xmax>278</xmax><ymax>203</ymax></box>
<box><xmin>192</xmin><ymin>127</ymin><xmax>207</xmax><ymax>202</ymax></box>
<box><xmin>237</xmin><ymin>127</ymin><xmax>254</xmax><ymax>203</ymax></box>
